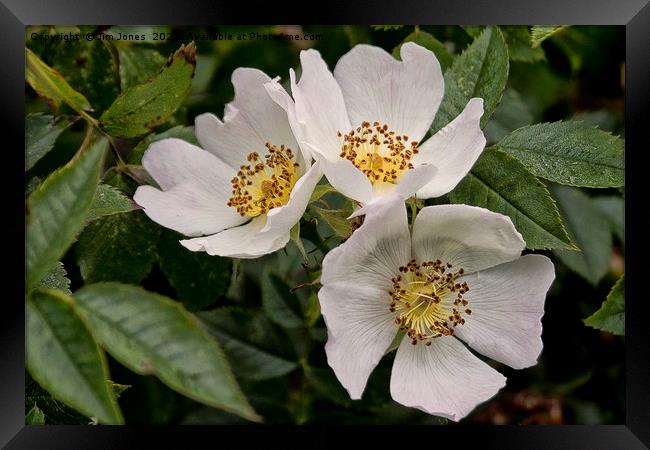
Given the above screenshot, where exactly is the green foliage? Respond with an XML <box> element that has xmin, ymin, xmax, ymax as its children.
<box><xmin>73</xmin><ymin>282</ymin><xmax>260</xmax><ymax>422</ymax></box>
<box><xmin>531</xmin><ymin>26</ymin><xmax>569</xmax><ymax>47</ymax></box>
<box><xmin>85</xmin><ymin>184</ymin><xmax>136</xmax><ymax>223</ymax></box>
<box><xmin>449</xmin><ymin>148</ymin><xmax>573</xmax><ymax>250</ymax></box>
<box><xmin>431</xmin><ymin>26</ymin><xmax>508</xmax><ymax>133</ymax></box>
<box><xmin>199</xmin><ymin>307</ymin><xmax>299</xmax><ymax>381</ymax></box>
<box><xmin>501</xmin><ymin>26</ymin><xmax>546</xmax><ymax>62</ymax></box>
<box><xmin>26</xmin><ymin>289</ymin><xmax>124</xmax><ymax>424</ymax></box>
<box><xmin>26</xmin><ymin>371</ymin><xmax>89</xmax><ymax>425</ymax></box>
<box><xmin>585</xmin><ymin>275</ymin><xmax>624</xmax><ymax>335</ymax></box>
<box><xmin>261</xmin><ymin>272</ymin><xmax>305</xmax><ymax>329</ymax></box>
<box><xmin>76</xmin><ymin>210</ymin><xmax>161</xmax><ymax>284</ymax></box>
<box><xmin>552</xmin><ymin>186</ymin><xmax>612</xmax><ymax>285</ymax></box>
<box><xmin>36</xmin><ymin>262</ymin><xmax>71</xmax><ymax>294</ymax></box>
<box><xmin>47</xmin><ymin>39</ymin><xmax>120</xmax><ymax>113</ymax></box>
<box><xmin>99</xmin><ymin>43</ymin><xmax>196</xmax><ymax>137</ymax></box>
<box><xmin>25</xmin><ymin>47</ymin><xmax>91</xmax><ymax>114</ymax></box>
<box><xmin>309</xmin><ymin>182</ymin><xmax>337</xmax><ymax>204</ymax></box>
<box><xmin>26</xmin><ymin>405</ymin><xmax>46</xmax><ymax>425</ymax></box>
<box><xmin>310</xmin><ymin>206</ymin><xmax>353</xmax><ymax>239</ymax></box>
<box><xmin>158</xmin><ymin>230</ymin><xmax>232</xmax><ymax>311</ymax></box>
<box><xmin>493</xmin><ymin>121</ymin><xmax>624</xmax><ymax>188</ymax></box>
<box><xmin>128</xmin><ymin>125</ymin><xmax>198</xmax><ymax>165</ymax></box>
<box><xmin>483</xmin><ymin>88</ymin><xmax>534</xmax><ymax>143</ymax></box>
<box><xmin>26</xmin><ymin>136</ymin><xmax>107</xmax><ymax>290</ymax></box>
<box><xmin>592</xmin><ymin>196</ymin><xmax>624</xmax><ymax>244</ymax></box>
<box><xmin>118</xmin><ymin>47</ymin><xmax>167</xmax><ymax>91</ymax></box>
<box><xmin>25</xmin><ymin>113</ymin><xmax>76</xmax><ymax>171</ymax></box>
<box><xmin>393</xmin><ymin>30</ymin><xmax>453</xmax><ymax>72</ymax></box>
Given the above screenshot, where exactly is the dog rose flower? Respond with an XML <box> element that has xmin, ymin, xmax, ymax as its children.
<box><xmin>269</xmin><ymin>42</ymin><xmax>486</xmax><ymax>215</ymax></box>
<box><xmin>134</xmin><ymin>68</ymin><xmax>321</xmax><ymax>258</ymax></box>
<box><xmin>318</xmin><ymin>195</ymin><xmax>555</xmax><ymax>420</ymax></box>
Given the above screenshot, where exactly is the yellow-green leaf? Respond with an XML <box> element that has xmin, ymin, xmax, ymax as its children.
<box><xmin>25</xmin><ymin>47</ymin><xmax>91</xmax><ymax>114</ymax></box>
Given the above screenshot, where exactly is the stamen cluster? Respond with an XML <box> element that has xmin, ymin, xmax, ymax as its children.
<box><xmin>338</xmin><ymin>121</ymin><xmax>418</xmax><ymax>184</ymax></box>
<box><xmin>390</xmin><ymin>258</ymin><xmax>471</xmax><ymax>345</ymax></box>
<box><xmin>227</xmin><ymin>143</ymin><xmax>300</xmax><ymax>217</ymax></box>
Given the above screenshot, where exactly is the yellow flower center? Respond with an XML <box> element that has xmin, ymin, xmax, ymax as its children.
<box><xmin>338</xmin><ymin>121</ymin><xmax>418</xmax><ymax>184</ymax></box>
<box><xmin>227</xmin><ymin>143</ymin><xmax>300</xmax><ymax>217</ymax></box>
<box><xmin>390</xmin><ymin>259</ymin><xmax>471</xmax><ymax>345</ymax></box>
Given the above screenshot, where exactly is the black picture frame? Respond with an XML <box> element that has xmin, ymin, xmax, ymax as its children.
<box><xmin>4</xmin><ymin>0</ymin><xmax>648</xmax><ymax>448</ymax></box>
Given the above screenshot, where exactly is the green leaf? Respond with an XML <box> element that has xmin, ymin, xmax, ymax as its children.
<box><xmin>309</xmin><ymin>182</ymin><xmax>337</xmax><ymax>204</ymax></box>
<box><xmin>26</xmin><ymin>136</ymin><xmax>107</xmax><ymax>290</ymax></box>
<box><xmin>493</xmin><ymin>121</ymin><xmax>624</xmax><ymax>188</ymax></box>
<box><xmin>26</xmin><ymin>289</ymin><xmax>123</xmax><ymax>424</ymax></box>
<box><xmin>36</xmin><ymin>262</ymin><xmax>71</xmax><ymax>294</ymax></box>
<box><xmin>501</xmin><ymin>26</ymin><xmax>546</xmax><ymax>62</ymax></box>
<box><xmin>261</xmin><ymin>272</ymin><xmax>305</xmax><ymax>329</ymax></box>
<box><xmin>85</xmin><ymin>184</ymin><xmax>136</xmax><ymax>223</ymax></box>
<box><xmin>118</xmin><ymin>47</ymin><xmax>167</xmax><ymax>91</ymax></box>
<box><xmin>47</xmin><ymin>39</ymin><xmax>120</xmax><ymax>113</ymax></box>
<box><xmin>593</xmin><ymin>196</ymin><xmax>624</xmax><ymax>244</ymax></box>
<box><xmin>392</xmin><ymin>30</ymin><xmax>453</xmax><ymax>72</ymax></box>
<box><xmin>290</xmin><ymin>222</ymin><xmax>309</xmax><ymax>262</ymax></box>
<box><xmin>158</xmin><ymin>230</ymin><xmax>231</xmax><ymax>311</ymax></box>
<box><xmin>25</xmin><ymin>113</ymin><xmax>75</xmax><ymax>171</ymax></box>
<box><xmin>199</xmin><ymin>307</ymin><xmax>298</xmax><ymax>381</ymax></box>
<box><xmin>531</xmin><ymin>26</ymin><xmax>569</xmax><ymax>47</ymax></box>
<box><xmin>25</xmin><ymin>371</ymin><xmax>89</xmax><ymax>424</ymax></box>
<box><xmin>484</xmin><ymin>88</ymin><xmax>534</xmax><ymax>143</ymax></box>
<box><xmin>26</xmin><ymin>405</ymin><xmax>46</xmax><ymax>425</ymax></box>
<box><xmin>311</xmin><ymin>206</ymin><xmax>353</xmax><ymax>239</ymax></box>
<box><xmin>73</xmin><ymin>282</ymin><xmax>260</xmax><ymax>422</ymax></box>
<box><xmin>585</xmin><ymin>275</ymin><xmax>624</xmax><ymax>335</ymax></box>
<box><xmin>25</xmin><ymin>47</ymin><xmax>91</xmax><ymax>114</ymax></box>
<box><xmin>370</xmin><ymin>25</ymin><xmax>404</xmax><ymax>31</ymax></box>
<box><xmin>108</xmin><ymin>381</ymin><xmax>131</xmax><ymax>399</ymax></box>
<box><xmin>448</xmin><ymin>148</ymin><xmax>573</xmax><ymax>250</ymax></box>
<box><xmin>76</xmin><ymin>210</ymin><xmax>161</xmax><ymax>284</ymax></box>
<box><xmin>431</xmin><ymin>26</ymin><xmax>508</xmax><ymax>133</ymax></box>
<box><xmin>128</xmin><ymin>125</ymin><xmax>198</xmax><ymax>165</ymax></box>
<box><xmin>99</xmin><ymin>43</ymin><xmax>196</xmax><ymax>138</ymax></box>
<box><xmin>303</xmin><ymin>364</ymin><xmax>353</xmax><ymax>407</ymax></box>
<box><xmin>552</xmin><ymin>186</ymin><xmax>612</xmax><ymax>285</ymax></box>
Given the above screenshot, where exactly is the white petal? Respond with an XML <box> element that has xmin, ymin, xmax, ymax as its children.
<box><xmin>320</xmin><ymin>283</ymin><xmax>398</xmax><ymax>399</ymax></box>
<box><xmin>394</xmin><ymin>164</ymin><xmax>437</xmax><ymax>200</ymax></box>
<box><xmin>412</xmin><ymin>204</ymin><xmax>525</xmax><ymax>274</ymax></box>
<box><xmin>305</xmin><ymin>142</ymin><xmax>373</xmax><ymax>204</ymax></box>
<box><xmin>180</xmin><ymin>216</ymin><xmax>289</xmax><ymax>259</ymax></box>
<box><xmin>264</xmin><ymin>78</ymin><xmax>310</xmax><ymax>168</ymax></box>
<box><xmin>333</xmin><ymin>42</ymin><xmax>444</xmax><ymax>142</ymax></box>
<box><xmin>135</xmin><ymin>138</ymin><xmax>245</xmax><ymax>236</ymax></box>
<box><xmin>321</xmin><ymin>194</ymin><xmax>410</xmax><ymax>291</ymax></box>
<box><xmin>195</xmin><ymin>67</ymin><xmax>299</xmax><ymax>170</ymax></box>
<box><xmin>390</xmin><ymin>335</ymin><xmax>506</xmax><ymax>421</ymax></box>
<box><xmin>291</xmin><ymin>50</ymin><xmax>351</xmax><ymax>160</ymax></box>
<box><xmin>454</xmin><ymin>254</ymin><xmax>555</xmax><ymax>369</ymax></box>
<box><xmin>415</xmin><ymin>98</ymin><xmax>486</xmax><ymax>198</ymax></box>
<box><xmin>348</xmin><ymin>165</ymin><xmax>437</xmax><ymax>219</ymax></box>
<box><xmin>259</xmin><ymin>161</ymin><xmax>322</xmax><ymax>234</ymax></box>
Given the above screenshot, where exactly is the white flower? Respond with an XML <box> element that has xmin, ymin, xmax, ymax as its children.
<box><xmin>266</xmin><ymin>42</ymin><xmax>486</xmax><ymax>215</ymax></box>
<box><xmin>134</xmin><ymin>68</ymin><xmax>322</xmax><ymax>258</ymax></box>
<box><xmin>318</xmin><ymin>194</ymin><xmax>555</xmax><ymax>421</ymax></box>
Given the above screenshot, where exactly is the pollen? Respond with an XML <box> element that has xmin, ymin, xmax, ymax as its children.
<box><xmin>338</xmin><ymin>121</ymin><xmax>418</xmax><ymax>184</ymax></box>
<box><xmin>227</xmin><ymin>143</ymin><xmax>300</xmax><ymax>217</ymax></box>
<box><xmin>389</xmin><ymin>259</ymin><xmax>470</xmax><ymax>345</ymax></box>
